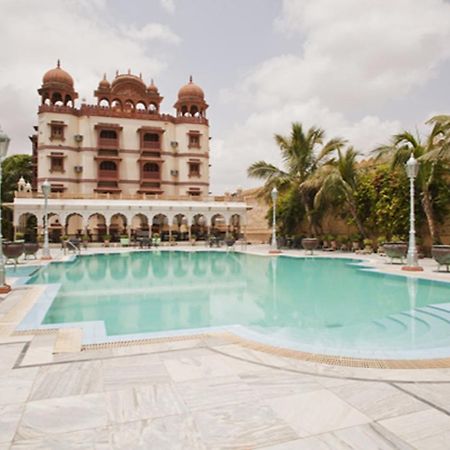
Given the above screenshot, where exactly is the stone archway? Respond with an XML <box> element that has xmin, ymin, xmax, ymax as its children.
<box><xmin>172</xmin><ymin>214</ymin><xmax>190</xmax><ymax>241</ymax></box>
<box><xmin>17</xmin><ymin>213</ymin><xmax>38</xmax><ymax>242</ymax></box>
<box><xmin>65</xmin><ymin>213</ymin><xmax>84</xmax><ymax>238</ymax></box>
<box><xmin>152</xmin><ymin>214</ymin><xmax>169</xmax><ymax>240</ymax></box>
<box><xmin>44</xmin><ymin>213</ymin><xmax>62</xmax><ymax>243</ymax></box>
<box><xmin>229</xmin><ymin>214</ymin><xmax>242</xmax><ymax>239</ymax></box>
<box><xmin>110</xmin><ymin>213</ymin><xmax>128</xmax><ymax>241</ymax></box>
<box><xmin>87</xmin><ymin>213</ymin><xmax>107</xmax><ymax>242</ymax></box>
<box><xmin>211</xmin><ymin>214</ymin><xmax>226</xmax><ymax>238</ymax></box>
<box><xmin>191</xmin><ymin>214</ymin><xmax>208</xmax><ymax>240</ymax></box>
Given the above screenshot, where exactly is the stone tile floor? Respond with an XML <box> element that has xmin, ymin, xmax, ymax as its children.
<box><xmin>0</xmin><ymin>336</ymin><xmax>450</xmax><ymax>449</ymax></box>
<box><xmin>0</xmin><ymin>245</ymin><xmax>449</xmax><ymax>449</ymax></box>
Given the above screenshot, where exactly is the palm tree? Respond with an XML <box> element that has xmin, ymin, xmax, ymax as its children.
<box><xmin>247</xmin><ymin>122</ymin><xmax>345</xmax><ymax>236</ymax></box>
<box><xmin>313</xmin><ymin>147</ymin><xmax>367</xmax><ymax>238</ymax></box>
<box><xmin>374</xmin><ymin>116</ymin><xmax>450</xmax><ymax>243</ymax></box>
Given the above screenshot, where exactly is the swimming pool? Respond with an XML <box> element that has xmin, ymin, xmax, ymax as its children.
<box><xmin>23</xmin><ymin>251</ymin><xmax>450</xmax><ymax>359</ymax></box>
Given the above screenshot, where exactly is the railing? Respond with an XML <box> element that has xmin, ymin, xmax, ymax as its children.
<box><xmin>64</xmin><ymin>239</ymin><xmax>81</xmax><ymax>255</ymax></box>
<box><xmin>98</xmin><ymin>138</ymin><xmax>119</xmax><ymax>149</ymax></box>
<box><xmin>15</xmin><ymin>191</ymin><xmax>245</xmax><ymax>202</ymax></box>
<box><xmin>142</xmin><ymin>141</ymin><xmax>160</xmax><ymax>150</ymax></box>
<box><xmin>38</xmin><ymin>104</ymin><xmax>209</xmax><ymax>126</ymax></box>
<box><xmin>98</xmin><ymin>170</ymin><xmax>118</xmax><ymax>180</ymax></box>
<box><xmin>142</xmin><ymin>172</ymin><xmax>160</xmax><ymax>180</ymax></box>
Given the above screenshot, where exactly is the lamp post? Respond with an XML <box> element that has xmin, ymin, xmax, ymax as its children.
<box><xmin>0</xmin><ymin>128</ymin><xmax>11</xmax><ymax>293</ymax></box>
<box><xmin>402</xmin><ymin>153</ymin><xmax>423</xmax><ymax>272</ymax></box>
<box><xmin>269</xmin><ymin>187</ymin><xmax>281</xmax><ymax>254</ymax></box>
<box><xmin>41</xmin><ymin>179</ymin><xmax>52</xmax><ymax>260</ymax></box>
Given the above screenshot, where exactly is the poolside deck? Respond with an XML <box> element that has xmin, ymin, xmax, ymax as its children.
<box><xmin>0</xmin><ymin>245</ymin><xmax>449</xmax><ymax>448</ymax></box>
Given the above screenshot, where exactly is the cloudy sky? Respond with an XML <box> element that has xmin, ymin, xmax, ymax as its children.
<box><xmin>1</xmin><ymin>0</ymin><xmax>450</xmax><ymax>193</ymax></box>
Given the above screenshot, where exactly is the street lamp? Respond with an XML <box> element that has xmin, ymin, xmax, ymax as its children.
<box><xmin>269</xmin><ymin>186</ymin><xmax>281</xmax><ymax>254</ymax></box>
<box><xmin>402</xmin><ymin>153</ymin><xmax>423</xmax><ymax>272</ymax></box>
<box><xmin>41</xmin><ymin>179</ymin><xmax>52</xmax><ymax>260</ymax></box>
<box><xmin>0</xmin><ymin>128</ymin><xmax>11</xmax><ymax>293</ymax></box>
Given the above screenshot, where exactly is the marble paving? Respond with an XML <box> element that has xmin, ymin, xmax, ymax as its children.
<box><xmin>0</xmin><ymin>335</ymin><xmax>449</xmax><ymax>449</ymax></box>
<box><xmin>0</xmin><ymin>246</ymin><xmax>449</xmax><ymax>448</ymax></box>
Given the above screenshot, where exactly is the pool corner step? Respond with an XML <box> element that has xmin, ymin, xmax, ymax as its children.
<box><xmin>53</xmin><ymin>327</ymin><xmax>83</xmax><ymax>353</ymax></box>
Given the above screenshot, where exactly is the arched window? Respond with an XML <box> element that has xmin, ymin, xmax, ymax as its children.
<box><xmin>99</xmin><ymin>161</ymin><xmax>117</xmax><ymax>171</ymax></box>
<box><xmin>99</xmin><ymin>130</ymin><xmax>117</xmax><ymax>139</ymax></box>
<box><xmin>143</xmin><ymin>163</ymin><xmax>159</xmax><ymax>172</ymax></box>
<box><xmin>52</xmin><ymin>92</ymin><xmax>63</xmax><ymax>106</ymax></box>
<box><xmin>143</xmin><ymin>133</ymin><xmax>159</xmax><ymax>142</ymax></box>
<box><xmin>111</xmin><ymin>99</ymin><xmax>122</xmax><ymax>109</ymax></box>
<box><xmin>99</xmin><ymin>98</ymin><xmax>110</xmax><ymax>107</ymax></box>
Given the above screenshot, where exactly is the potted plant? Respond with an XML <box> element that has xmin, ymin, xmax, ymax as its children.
<box><xmin>14</xmin><ymin>232</ymin><xmax>25</xmax><ymax>243</ymax></box>
<box><xmin>363</xmin><ymin>238</ymin><xmax>373</xmax><ymax>253</ymax></box>
<box><xmin>103</xmin><ymin>234</ymin><xmax>111</xmax><ymax>247</ymax></box>
<box><xmin>377</xmin><ymin>236</ymin><xmax>387</xmax><ymax>254</ymax></box>
<box><xmin>330</xmin><ymin>235</ymin><xmax>338</xmax><ymax>251</ymax></box>
<box><xmin>351</xmin><ymin>234</ymin><xmax>361</xmax><ymax>252</ymax></box>
<box><xmin>322</xmin><ymin>234</ymin><xmax>331</xmax><ymax>249</ymax></box>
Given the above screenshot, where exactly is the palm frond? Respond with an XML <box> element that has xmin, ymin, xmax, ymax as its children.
<box><xmin>247</xmin><ymin>161</ymin><xmax>287</xmax><ymax>181</ymax></box>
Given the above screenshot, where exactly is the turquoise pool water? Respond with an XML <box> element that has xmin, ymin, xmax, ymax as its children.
<box><xmin>26</xmin><ymin>251</ymin><xmax>450</xmax><ymax>358</ymax></box>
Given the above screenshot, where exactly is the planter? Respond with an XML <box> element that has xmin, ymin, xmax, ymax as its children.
<box><xmin>431</xmin><ymin>245</ymin><xmax>450</xmax><ymax>272</ymax></box>
<box><xmin>384</xmin><ymin>242</ymin><xmax>407</xmax><ymax>264</ymax></box>
<box><xmin>3</xmin><ymin>242</ymin><xmax>25</xmax><ymax>264</ymax></box>
<box><xmin>24</xmin><ymin>243</ymin><xmax>40</xmax><ymax>260</ymax></box>
<box><xmin>302</xmin><ymin>238</ymin><xmax>319</xmax><ymax>255</ymax></box>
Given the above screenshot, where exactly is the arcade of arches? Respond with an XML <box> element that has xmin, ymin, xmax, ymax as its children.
<box><xmin>13</xmin><ymin>199</ymin><xmax>248</xmax><ymax>243</ymax></box>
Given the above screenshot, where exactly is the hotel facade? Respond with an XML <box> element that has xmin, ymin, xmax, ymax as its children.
<box><xmin>13</xmin><ymin>62</ymin><xmax>248</xmax><ymax>242</ymax></box>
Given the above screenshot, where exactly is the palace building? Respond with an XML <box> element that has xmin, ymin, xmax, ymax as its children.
<box><xmin>13</xmin><ymin>61</ymin><xmax>248</xmax><ymax>242</ymax></box>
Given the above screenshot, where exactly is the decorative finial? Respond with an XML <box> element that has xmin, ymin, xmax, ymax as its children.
<box><xmin>116</xmin><ymin>70</ymin><xmax>119</xmax><ymax>77</ymax></box>
<box><xmin>103</xmin><ymin>73</ymin><xmax>107</xmax><ymax>80</ymax></box>
<box><xmin>189</xmin><ymin>75</ymin><xmax>193</xmax><ymax>83</ymax></box>
<box><xmin>151</xmin><ymin>78</ymin><xmax>154</xmax><ymax>85</ymax></box>
<box><xmin>139</xmin><ymin>72</ymin><xmax>142</xmax><ymax>79</ymax></box>
<box><xmin>127</xmin><ymin>68</ymin><xmax>131</xmax><ymax>75</ymax></box>
<box><xmin>57</xmin><ymin>59</ymin><xmax>61</xmax><ymax>68</ymax></box>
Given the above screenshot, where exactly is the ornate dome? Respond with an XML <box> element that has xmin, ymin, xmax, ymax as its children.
<box><xmin>111</xmin><ymin>70</ymin><xmax>146</xmax><ymax>89</ymax></box>
<box><xmin>148</xmin><ymin>79</ymin><xmax>159</xmax><ymax>94</ymax></box>
<box><xmin>178</xmin><ymin>76</ymin><xmax>204</xmax><ymax>99</ymax></box>
<box><xmin>98</xmin><ymin>73</ymin><xmax>110</xmax><ymax>89</ymax></box>
<box><xmin>43</xmin><ymin>60</ymin><xmax>74</xmax><ymax>86</ymax></box>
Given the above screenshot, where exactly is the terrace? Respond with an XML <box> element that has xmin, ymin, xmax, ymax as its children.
<box><xmin>0</xmin><ymin>245</ymin><xmax>449</xmax><ymax>448</ymax></box>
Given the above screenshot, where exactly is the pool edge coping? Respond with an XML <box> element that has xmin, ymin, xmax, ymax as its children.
<box><xmin>7</xmin><ymin>247</ymin><xmax>450</xmax><ymax>370</ymax></box>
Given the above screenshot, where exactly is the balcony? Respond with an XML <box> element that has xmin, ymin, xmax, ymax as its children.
<box><xmin>140</xmin><ymin>151</ymin><xmax>161</xmax><ymax>159</ymax></box>
<box><xmin>98</xmin><ymin>137</ymin><xmax>119</xmax><ymax>149</ymax></box>
<box><xmin>98</xmin><ymin>149</ymin><xmax>119</xmax><ymax>157</ymax></box>
<box><xmin>98</xmin><ymin>170</ymin><xmax>118</xmax><ymax>180</ymax></box>
<box><xmin>142</xmin><ymin>172</ymin><xmax>160</xmax><ymax>180</ymax></box>
<box><xmin>138</xmin><ymin>181</ymin><xmax>163</xmax><ymax>194</ymax></box>
<box><xmin>142</xmin><ymin>141</ymin><xmax>160</xmax><ymax>150</ymax></box>
<box><xmin>95</xmin><ymin>180</ymin><xmax>121</xmax><ymax>193</ymax></box>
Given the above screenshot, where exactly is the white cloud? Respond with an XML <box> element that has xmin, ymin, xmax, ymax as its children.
<box><xmin>0</xmin><ymin>0</ymin><xmax>179</xmax><ymax>154</ymax></box>
<box><xmin>160</xmin><ymin>0</ymin><xmax>175</xmax><ymax>15</ymax></box>
<box><xmin>212</xmin><ymin>0</ymin><xmax>450</xmax><ymax>193</ymax></box>
<box><xmin>121</xmin><ymin>23</ymin><xmax>181</xmax><ymax>45</ymax></box>
<box><xmin>211</xmin><ymin>99</ymin><xmax>401</xmax><ymax>193</ymax></box>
